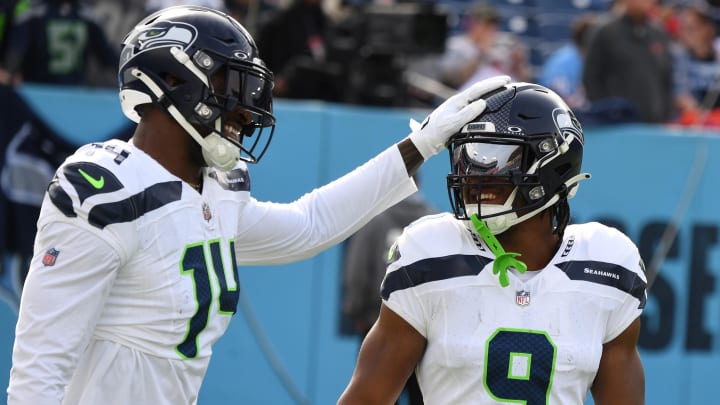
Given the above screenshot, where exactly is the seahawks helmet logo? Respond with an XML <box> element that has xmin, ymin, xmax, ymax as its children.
<box><xmin>137</xmin><ymin>22</ymin><xmax>197</xmax><ymax>51</ymax></box>
<box><xmin>120</xmin><ymin>21</ymin><xmax>198</xmax><ymax>68</ymax></box>
<box><xmin>552</xmin><ymin>108</ymin><xmax>584</xmax><ymax>145</ymax></box>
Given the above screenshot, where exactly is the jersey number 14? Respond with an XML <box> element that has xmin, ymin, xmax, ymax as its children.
<box><xmin>176</xmin><ymin>239</ymin><xmax>239</xmax><ymax>359</ymax></box>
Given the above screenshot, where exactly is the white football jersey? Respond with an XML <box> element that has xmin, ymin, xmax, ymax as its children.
<box><xmin>8</xmin><ymin>138</ymin><xmax>416</xmax><ymax>405</ymax></box>
<box><xmin>382</xmin><ymin>213</ymin><xmax>647</xmax><ymax>405</ymax></box>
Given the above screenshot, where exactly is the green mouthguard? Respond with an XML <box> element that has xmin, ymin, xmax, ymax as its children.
<box><xmin>470</xmin><ymin>214</ymin><xmax>527</xmax><ymax>287</ymax></box>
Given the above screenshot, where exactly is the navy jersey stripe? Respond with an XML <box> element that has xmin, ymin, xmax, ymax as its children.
<box><xmin>556</xmin><ymin>260</ymin><xmax>647</xmax><ymax>308</ymax></box>
<box><xmin>208</xmin><ymin>167</ymin><xmax>250</xmax><ymax>191</ymax></box>
<box><xmin>88</xmin><ymin>181</ymin><xmax>182</xmax><ymax>229</ymax></box>
<box><xmin>382</xmin><ymin>255</ymin><xmax>492</xmax><ymax>300</ymax></box>
<box><xmin>48</xmin><ymin>177</ymin><xmax>76</xmax><ymax>218</ymax></box>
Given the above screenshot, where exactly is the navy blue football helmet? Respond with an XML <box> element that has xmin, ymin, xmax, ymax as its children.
<box><xmin>119</xmin><ymin>6</ymin><xmax>275</xmax><ymax>169</ymax></box>
<box><xmin>447</xmin><ymin>82</ymin><xmax>590</xmax><ymax>235</ymax></box>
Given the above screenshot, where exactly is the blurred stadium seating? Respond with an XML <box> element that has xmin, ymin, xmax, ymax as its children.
<box><xmin>436</xmin><ymin>0</ymin><xmax>612</xmax><ymax>74</ymax></box>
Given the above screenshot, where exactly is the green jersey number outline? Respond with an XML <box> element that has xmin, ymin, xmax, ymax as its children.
<box><xmin>177</xmin><ymin>238</ymin><xmax>239</xmax><ymax>359</ymax></box>
<box><xmin>484</xmin><ymin>328</ymin><xmax>557</xmax><ymax>405</ymax></box>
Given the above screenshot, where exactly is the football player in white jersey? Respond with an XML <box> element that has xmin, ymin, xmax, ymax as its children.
<box><xmin>5</xmin><ymin>5</ymin><xmax>512</xmax><ymax>405</ymax></box>
<box><xmin>339</xmin><ymin>82</ymin><xmax>648</xmax><ymax>405</ymax></box>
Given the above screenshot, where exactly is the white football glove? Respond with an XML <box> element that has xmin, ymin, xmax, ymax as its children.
<box><xmin>408</xmin><ymin>75</ymin><xmax>511</xmax><ymax>160</ymax></box>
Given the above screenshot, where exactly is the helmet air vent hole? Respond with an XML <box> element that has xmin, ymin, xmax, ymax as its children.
<box><xmin>213</xmin><ymin>36</ymin><xmax>236</xmax><ymax>45</ymax></box>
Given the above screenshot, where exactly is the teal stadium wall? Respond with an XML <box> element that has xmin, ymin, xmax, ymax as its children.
<box><xmin>1</xmin><ymin>85</ymin><xmax>719</xmax><ymax>404</ymax></box>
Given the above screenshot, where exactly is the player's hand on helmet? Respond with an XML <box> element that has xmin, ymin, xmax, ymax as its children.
<box><xmin>408</xmin><ymin>75</ymin><xmax>511</xmax><ymax>160</ymax></box>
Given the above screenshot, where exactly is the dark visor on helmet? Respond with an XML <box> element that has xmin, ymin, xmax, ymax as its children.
<box><xmin>454</xmin><ymin>142</ymin><xmax>523</xmax><ymax>176</ymax></box>
<box><xmin>226</xmin><ymin>63</ymin><xmax>275</xmax><ymax>127</ymax></box>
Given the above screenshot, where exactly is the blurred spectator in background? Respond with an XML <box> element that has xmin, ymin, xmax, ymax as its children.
<box><xmin>671</xmin><ymin>1</ymin><xmax>720</xmax><ymax>126</ymax></box>
<box><xmin>86</xmin><ymin>0</ymin><xmax>145</xmax><ymax>61</ymax></box>
<box><xmin>1</xmin><ymin>0</ymin><xmax>117</xmax><ymax>86</ymax></box>
<box><xmin>538</xmin><ymin>14</ymin><xmax>596</xmax><ymax>110</ymax></box>
<box><xmin>341</xmin><ymin>180</ymin><xmax>435</xmax><ymax>340</ymax></box>
<box><xmin>224</xmin><ymin>0</ymin><xmax>278</xmax><ymax>35</ymax></box>
<box><xmin>437</xmin><ymin>2</ymin><xmax>504</xmax><ymax>89</ymax></box>
<box><xmin>582</xmin><ymin>0</ymin><xmax>674</xmax><ymax>123</ymax></box>
<box><xmin>256</xmin><ymin>0</ymin><xmax>342</xmax><ymax>101</ymax></box>
<box><xmin>0</xmin><ymin>0</ymin><xmax>29</xmax><ymax>64</ymax></box>
<box><xmin>341</xmin><ymin>179</ymin><xmax>434</xmax><ymax>405</ymax></box>
<box><xmin>438</xmin><ymin>2</ymin><xmax>531</xmax><ymax>89</ymax></box>
<box><xmin>404</xmin><ymin>1</ymin><xmax>530</xmax><ymax>107</ymax></box>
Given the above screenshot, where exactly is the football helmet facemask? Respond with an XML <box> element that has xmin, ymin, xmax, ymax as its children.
<box><xmin>447</xmin><ymin>82</ymin><xmax>590</xmax><ymax>235</ymax></box>
<box><xmin>119</xmin><ymin>5</ymin><xmax>276</xmax><ymax>169</ymax></box>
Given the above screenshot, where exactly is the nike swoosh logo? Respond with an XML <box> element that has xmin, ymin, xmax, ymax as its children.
<box><xmin>78</xmin><ymin>168</ymin><xmax>104</xmax><ymax>189</ymax></box>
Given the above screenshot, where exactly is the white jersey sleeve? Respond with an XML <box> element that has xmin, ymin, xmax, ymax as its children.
<box><xmin>9</xmin><ymin>139</ymin><xmax>217</xmax><ymax>405</ymax></box>
<box><xmin>234</xmin><ymin>144</ymin><xmax>417</xmax><ymax>265</ymax></box>
<box><xmin>8</xmin><ymin>142</ymin><xmax>138</xmax><ymax>404</ymax></box>
<box><xmin>8</xmin><ymin>223</ymin><xmax>122</xmax><ymax>405</ymax></box>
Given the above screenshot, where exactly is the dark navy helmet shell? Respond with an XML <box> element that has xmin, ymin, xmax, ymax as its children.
<box><xmin>119</xmin><ymin>5</ymin><xmax>276</xmax><ymax>167</ymax></box>
<box><xmin>447</xmin><ymin>82</ymin><xmax>590</xmax><ymax>235</ymax></box>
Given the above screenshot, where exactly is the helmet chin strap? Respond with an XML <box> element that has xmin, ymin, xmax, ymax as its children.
<box><xmin>131</xmin><ymin>68</ymin><xmax>240</xmax><ymax>171</ymax></box>
<box><xmin>466</xmin><ymin>173</ymin><xmax>591</xmax><ymax>235</ymax></box>
<box><xmin>466</xmin><ymin>172</ymin><xmax>591</xmax><ymax>287</ymax></box>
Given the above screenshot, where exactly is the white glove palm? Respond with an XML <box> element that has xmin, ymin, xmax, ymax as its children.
<box><xmin>408</xmin><ymin>75</ymin><xmax>511</xmax><ymax>159</ymax></box>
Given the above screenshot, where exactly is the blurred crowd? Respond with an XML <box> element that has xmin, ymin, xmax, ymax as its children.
<box><xmin>0</xmin><ymin>0</ymin><xmax>719</xmax><ymax>127</ymax></box>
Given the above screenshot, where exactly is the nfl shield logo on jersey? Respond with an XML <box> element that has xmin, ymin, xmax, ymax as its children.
<box><xmin>516</xmin><ymin>290</ymin><xmax>530</xmax><ymax>306</ymax></box>
<box><xmin>42</xmin><ymin>248</ymin><xmax>60</xmax><ymax>266</ymax></box>
<box><xmin>202</xmin><ymin>202</ymin><xmax>212</xmax><ymax>221</ymax></box>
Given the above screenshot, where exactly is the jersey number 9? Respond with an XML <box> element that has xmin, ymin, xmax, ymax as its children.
<box><xmin>484</xmin><ymin>328</ymin><xmax>557</xmax><ymax>405</ymax></box>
